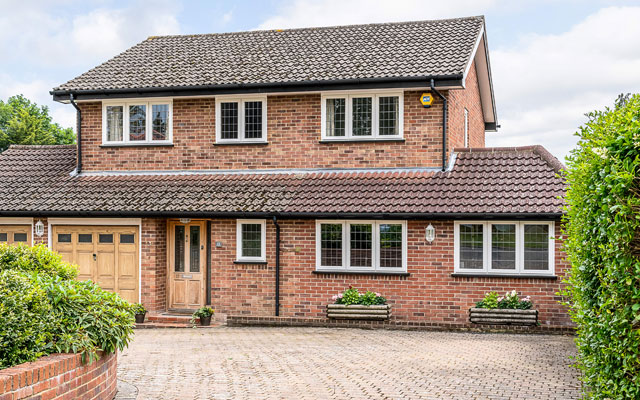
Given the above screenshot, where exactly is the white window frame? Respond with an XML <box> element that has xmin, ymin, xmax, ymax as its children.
<box><xmin>454</xmin><ymin>221</ymin><xmax>555</xmax><ymax>276</ymax></box>
<box><xmin>464</xmin><ymin>108</ymin><xmax>469</xmax><ymax>147</ymax></box>
<box><xmin>315</xmin><ymin>220</ymin><xmax>407</xmax><ymax>273</ymax></box>
<box><xmin>321</xmin><ymin>90</ymin><xmax>404</xmax><ymax>141</ymax></box>
<box><xmin>101</xmin><ymin>99</ymin><xmax>173</xmax><ymax>145</ymax></box>
<box><xmin>215</xmin><ymin>96</ymin><xmax>268</xmax><ymax>143</ymax></box>
<box><xmin>236</xmin><ymin>219</ymin><xmax>267</xmax><ymax>262</ymax></box>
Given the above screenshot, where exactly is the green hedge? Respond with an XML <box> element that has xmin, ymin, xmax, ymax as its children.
<box><xmin>0</xmin><ymin>244</ymin><xmax>135</xmax><ymax>369</ymax></box>
<box><xmin>563</xmin><ymin>94</ymin><xmax>640</xmax><ymax>398</ymax></box>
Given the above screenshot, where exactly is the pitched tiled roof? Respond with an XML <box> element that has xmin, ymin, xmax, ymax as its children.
<box><xmin>0</xmin><ymin>145</ymin><xmax>565</xmax><ymax>217</ymax></box>
<box><xmin>54</xmin><ymin>17</ymin><xmax>484</xmax><ymax>92</ymax></box>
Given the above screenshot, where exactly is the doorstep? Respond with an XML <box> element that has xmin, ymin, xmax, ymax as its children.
<box><xmin>135</xmin><ymin>312</ymin><xmax>221</xmax><ymax>329</ymax></box>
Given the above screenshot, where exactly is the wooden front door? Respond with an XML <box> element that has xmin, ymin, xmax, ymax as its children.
<box><xmin>169</xmin><ymin>221</ymin><xmax>206</xmax><ymax>310</ymax></box>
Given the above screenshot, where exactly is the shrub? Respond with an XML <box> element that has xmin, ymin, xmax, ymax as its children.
<box><xmin>132</xmin><ymin>303</ymin><xmax>147</xmax><ymax>315</ymax></box>
<box><xmin>0</xmin><ymin>245</ymin><xmax>135</xmax><ymax>368</ymax></box>
<box><xmin>0</xmin><ymin>244</ymin><xmax>77</xmax><ymax>279</ymax></box>
<box><xmin>332</xmin><ymin>286</ymin><xmax>387</xmax><ymax>305</ymax></box>
<box><xmin>476</xmin><ymin>290</ymin><xmax>532</xmax><ymax>310</ymax></box>
<box><xmin>563</xmin><ymin>93</ymin><xmax>640</xmax><ymax>398</ymax></box>
<box><xmin>0</xmin><ymin>270</ymin><xmax>55</xmax><ymax>369</ymax></box>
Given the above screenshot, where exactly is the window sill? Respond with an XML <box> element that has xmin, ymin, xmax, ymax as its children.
<box><xmin>100</xmin><ymin>143</ymin><xmax>174</xmax><ymax>148</ymax></box>
<box><xmin>313</xmin><ymin>270</ymin><xmax>410</xmax><ymax>277</ymax></box>
<box><xmin>234</xmin><ymin>260</ymin><xmax>268</xmax><ymax>265</ymax></box>
<box><xmin>451</xmin><ymin>273</ymin><xmax>557</xmax><ymax>280</ymax></box>
<box><xmin>214</xmin><ymin>141</ymin><xmax>269</xmax><ymax>146</ymax></box>
<box><xmin>319</xmin><ymin>138</ymin><xmax>405</xmax><ymax>144</ymax></box>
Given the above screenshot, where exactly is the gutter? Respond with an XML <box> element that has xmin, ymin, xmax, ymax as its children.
<box><xmin>430</xmin><ymin>79</ymin><xmax>448</xmax><ymax>172</ymax></box>
<box><xmin>0</xmin><ymin>210</ymin><xmax>563</xmax><ymax>220</ymax></box>
<box><xmin>272</xmin><ymin>216</ymin><xmax>281</xmax><ymax>316</ymax></box>
<box><xmin>68</xmin><ymin>94</ymin><xmax>82</xmax><ymax>173</ymax></box>
<box><xmin>50</xmin><ymin>74</ymin><xmax>464</xmax><ymax>102</ymax></box>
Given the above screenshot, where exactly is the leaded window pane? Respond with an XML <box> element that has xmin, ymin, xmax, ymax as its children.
<box><xmin>220</xmin><ymin>102</ymin><xmax>239</xmax><ymax>139</ymax></box>
<box><xmin>491</xmin><ymin>224</ymin><xmax>516</xmax><ymax>270</ymax></box>
<box><xmin>190</xmin><ymin>226</ymin><xmax>200</xmax><ymax>272</ymax></box>
<box><xmin>352</xmin><ymin>97</ymin><xmax>372</xmax><ymax>136</ymax></box>
<box><xmin>350</xmin><ymin>224</ymin><xmax>372</xmax><ymax>267</ymax></box>
<box><xmin>244</xmin><ymin>101</ymin><xmax>263</xmax><ymax>139</ymax></box>
<box><xmin>379</xmin><ymin>224</ymin><xmax>402</xmax><ymax>268</ymax></box>
<box><xmin>326</xmin><ymin>98</ymin><xmax>346</xmax><ymax>137</ymax></box>
<box><xmin>524</xmin><ymin>225</ymin><xmax>550</xmax><ymax>270</ymax></box>
<box><xmin>174</xmin><ymin>226</ymin><xmax>184</xmax><ymax>272</ymax></box>
<box><xmin>460</xmin><ymin>224</ymin><xmax>483</xmax><ymax>269</ymax></box>
<box><xmin>14</xmin><ymin>233</ymin><xmax>27</xmax><ymax>242</ymax></box>
<box><xmin>379</xmin><ymin>96</ymin><xmax>399</xmax><ymax>136</ymax></box>
<box><xmin>242</xmin><ymin>224</ymin><xmax>262</xmax><ymax>258</ymax></box>
<box><xmin>152</xmin><ymin>104</ymin><xmax>169</xmax><ymax>141</ymax></box>
<box><xmin>129</xmin><ymin>105</ymin><xmax>146</xmax><ymax>141</ymax></box>
<box><xmin>0</xmin><ymin>233</ymin><xmax>7</xmax><ymax>242</ymax></box>
<box><xmin>321</xmin><ymin>224</ymin><xmax>342</xmax><ymax>267</ymax></box>
<box><xmin>106</xmin><ymin>106</ymin><xmax>123</xmax><ymax>142</ymax></box>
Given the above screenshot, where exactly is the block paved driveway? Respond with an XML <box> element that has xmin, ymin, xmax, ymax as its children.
<box><xmin>117</xmin><ymin>327</ymin><xmax>580</xmax><ymax>399</ymax></box>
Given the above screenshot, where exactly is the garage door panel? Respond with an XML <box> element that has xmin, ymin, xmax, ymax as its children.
<box><xmin>52</xmin><ymin>225</ymin><xmax>138</xmax><ymax>303</ymax></box>
<box><xmin>0</xmin><ymin>225</ymin><xmax>31</xmax><ymax>246</ymax></box>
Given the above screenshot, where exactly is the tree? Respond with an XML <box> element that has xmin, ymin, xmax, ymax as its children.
<box><xmin>562</xmin><ymin>93</ymin><xmax>640</xmax><ymax>398</ymax></box>
<box><xmin>0</xmin><ymin>95</ymin><xmax>75</xmax><ymax>152</ymax></box>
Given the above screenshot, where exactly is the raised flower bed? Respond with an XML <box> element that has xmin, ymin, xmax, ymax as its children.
<box><xmin>470</xmin><ymin>290</ymin><xmax>538</xmax><ymax>326</ymax></box>
<box><xmin>327</xmin><ymin>286</ymin><xmax>391</xmax><ymax>320</ymax></box>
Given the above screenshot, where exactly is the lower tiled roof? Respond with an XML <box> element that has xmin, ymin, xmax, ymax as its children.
<box><xmin>0</xmin><ymin>145</ymin><xmax>565</xmax><ymax>217</ymax></box>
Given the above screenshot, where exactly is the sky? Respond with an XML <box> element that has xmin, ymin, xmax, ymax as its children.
<box><xmin>1</xmin><ymin>0</ymin><xmax>640</xmax><ymax>161</ymax></box>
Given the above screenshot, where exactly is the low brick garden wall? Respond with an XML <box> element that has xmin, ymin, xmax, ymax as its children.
<box><xmin>0</xmin><ymin>351</ymin><xmax>117</xmax><ymax>400</ymax></box>
<box><xmin>227</xmin><ymin>315</ymin><xmax>575</xmax><ymax>334</ymax></box>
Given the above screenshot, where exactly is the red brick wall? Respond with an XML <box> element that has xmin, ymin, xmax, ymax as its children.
<box><xmin>141</xmin><ymin>218</ymin><xmax>166</xmax><ymax>312</ymax></box>
<box><xmin>0</xmin><ymin>351</ymin><xmax>117</xmax><ymax>400</ymax></box>
<box><xmin>447</xmin><ymin>62</ymin><xmax>486</xmax><ymax>154</ymax></box>
<box><xmin>78</xmin><ymin>87</ymin><xmax>481</xmax><ymax>172</ymax></box>
<box><xmin>209</xmin><ymin>219</ymin><xmax>571</xmax><ymax>327</ymax></box>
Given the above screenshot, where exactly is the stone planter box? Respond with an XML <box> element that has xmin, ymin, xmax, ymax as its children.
<box><xmin>469</xmin><ymin>307</ymin><xmax>538</xmax><ymax>326</ymax></box>
<box><xmin>327</xmin><ymin>304</ymin><xmax>391</xmax><ymax>320</ymax></box>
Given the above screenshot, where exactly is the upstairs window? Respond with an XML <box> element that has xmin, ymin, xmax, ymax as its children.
<box><xmin>216</xmin><ymin>97</ymin><xmax>267</xmax><ymax>143</ymax></box>
<box><xmin>454</xmin><ymin>221</ymin><xmax>555</xmax><ymax>276</ymax></box>
<box><xmin>103</xmin><ymin>100</ymin><xmax>172</xmax><ymax>145</ymax></box>
<box><xmin>322</xmin><ymin>92</ymin><xmax>403</xmax><ymax>141</ymax></box>
<box><xmin>316</xmin><ymin>220</ymin><xmax>407</xmax><ymax>273</ymax></box>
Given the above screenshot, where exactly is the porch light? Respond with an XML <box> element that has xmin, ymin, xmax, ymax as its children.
<box><xmin>35</xmin><ymin>220</ymin><xmax>44</xmax><ymax>237</ymax></box>
<box><xmin>179</xmin><ymin>218</ymin><xmax>191</xmax><ymax>224</ymax></box>
<box><xmin>425</xmin><ymin>224</ymin><xmax>435</xmax><ymax>243</ymax></box>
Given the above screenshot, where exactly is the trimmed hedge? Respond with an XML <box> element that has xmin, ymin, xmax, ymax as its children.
<box><xmin>563</xmin><ymin>94</ymin><xmax>640</xmax><ymax>398</ymax></box>
<box><xmin>0</xmin><ymin>244</ymin><xmax>135</xmax><ymax>369</ymax></box>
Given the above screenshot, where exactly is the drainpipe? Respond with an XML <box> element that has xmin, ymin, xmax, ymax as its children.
<box><xmin>272</xmin><ymin>216</ymin><xmax>281</xmax><ymax>316</ymax></box>
<box><xmin>69</xmin><ymin>94</ymin><xmax>82</xmax><ymax>173</ymax></box>
<box><xmin>430</xmin><ymin>79</ymin><xmax>448</xmax><ymax>171</ymax></box>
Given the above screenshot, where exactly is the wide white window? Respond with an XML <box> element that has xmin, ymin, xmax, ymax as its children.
<box><xmin>102</xmin><ymin>100</ymin><xmax>172</xmax><ymax>145</ymax></box>
<box><xmin>216</xmin><ymin>96</ymin><xmax>267</xmax><ymax>143</ymax></box>
<box><xmin>321</xmin><ymin>91</ymin><xmax>403</xmax><ymax>140</ymax></box>
<box><xmin>236</xmin><ymin>219</ymin><xmax>266</xmax><ymax>262</ymax></box>
<box><xmin>315</xmin><ymin>220</ymin><xmax>407</xmax><ymax>273</ymax></box>
<box><xmin>454</xmin><ymin>221</ymin><xmax>555</xmax><ymax>276</ymax></box>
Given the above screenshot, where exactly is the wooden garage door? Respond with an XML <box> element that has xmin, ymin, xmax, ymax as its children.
<box><xmin>52</xmin><ymin>226</ymin><xmax>139</xmax><ymax>303</ymax></box>
<box><xmin>0</xmin><ymin>225</ymin><xmax>31</xmax><ymax>245</ymax></box>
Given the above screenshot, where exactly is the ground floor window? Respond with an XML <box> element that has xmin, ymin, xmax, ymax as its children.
<box><xmin>315</xmin><ymin>220</ymin><xmax>407</xmax><ymax>273</ymax></box>
<box><xmin>454</xmin><ymin>221</ymin><xmax>555</xmax><ymax>275</ymax></box>
<box><xmin>236</xmin><ymin>219</ymin><xmax>266</xmax><ymax>262</ymax></box>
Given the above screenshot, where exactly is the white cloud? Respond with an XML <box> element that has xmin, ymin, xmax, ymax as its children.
<box><xmin>221</xmin><ymin>10</ymin><xmax>233</xmax><ymax>24</ymax></box>
<box><xmin>0</xmin><ymin>1</ymin><xmax>181</xmax><ymax>68</ymax></box>
<box><xmin>489</xmin><ymin>6</ymin><xmax>640</xmax><ymax>160</ymax></box>
<box><xmin>258</xmin><ymin>0</ymin><xmax>499</xmax><ymax>29</ymax></box>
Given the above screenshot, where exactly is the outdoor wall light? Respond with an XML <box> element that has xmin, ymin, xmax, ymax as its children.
<box><xmin>179</xmin><ymin>218</ymin><xmax>192</xmax><ymax>224</ymax></box>
<box><xmin>425</xmin><ymin>224</ymin><xmax>435</xmax><ymax>243</ymax></box>
<box><xmin>35</xmin><ymin>220</ymin><xmax>44</xmax><ymax>237</ymax></box>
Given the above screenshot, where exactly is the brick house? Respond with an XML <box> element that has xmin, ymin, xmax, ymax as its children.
<box><xmin>0</xmin><ymin>16</ymin><xmax>570</xmax><ymax>328</ymax></box>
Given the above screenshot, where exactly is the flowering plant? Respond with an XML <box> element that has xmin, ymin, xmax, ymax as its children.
<box><xmin>332</xmin><ymin>286</ymin><xmax>387</xmax><ymax>305</ymax></box>
<box><xmin>476</xmin><ymin>290</ymin><xmax>532</xmax><ymax>310</ymax></box>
